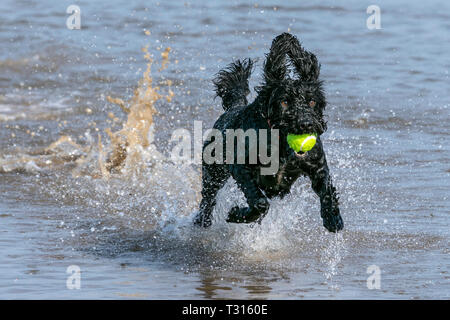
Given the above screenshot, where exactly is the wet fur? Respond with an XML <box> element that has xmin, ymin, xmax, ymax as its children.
<box><xmin>194</xmin><ymin>33</ymin><xmax>343</xmax><ymax>232</ymax></box>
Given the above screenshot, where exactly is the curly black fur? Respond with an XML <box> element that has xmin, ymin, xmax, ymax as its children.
<box><xmin>194</xmin><ymin>33</ymin><xmax>343</xmax><ymax>232</ymax></box>
<box><xmin>213</xmin><ymin>58</ymin><xmax>253</xmax><ymax>111</ymax></box>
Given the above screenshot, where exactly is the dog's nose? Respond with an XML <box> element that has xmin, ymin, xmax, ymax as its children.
<box><xmin>300</xmin><ymin>120</ymin><xmax>314</xmax><ymax>131</ymax></box>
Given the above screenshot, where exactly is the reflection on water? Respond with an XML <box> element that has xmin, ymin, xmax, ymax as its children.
<box><xmin>0</xmin><ymin>0</ymin><xmax>449</xmax><ymax>299</ymax></box>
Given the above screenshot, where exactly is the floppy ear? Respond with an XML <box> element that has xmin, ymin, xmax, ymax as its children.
<box><xmin>287</xmin><ymin>38</ymin><xmax>321</xmax><ymax>82</ymax></box>
<box><xmin>263</xmin><ymin>33</ymin><xmax>296</xmax><ymax>83</ymax></box>
<box><xmin>264</xmin><ymin>33</ymin><xmax>320</xmax><ymax>83</ymax></box>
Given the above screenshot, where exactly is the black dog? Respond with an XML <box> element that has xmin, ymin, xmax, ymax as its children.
<box><xmin>194</xmin><ymin>33</ymin><xmax>343</xmax><ymax>232</ymax></box>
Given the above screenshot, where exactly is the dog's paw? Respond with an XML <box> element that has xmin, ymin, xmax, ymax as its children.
<box><xmin>321</xmin><ymin>208</ymin><xmax>344</xmax><ymax>233</ymax></box>
<box><xmin>226</xmin><ymin>206</ymin><xmax>260</xmax><ymax>224</ymax></box>
<box><xmin>193</xmin><ymin>213</ymin><xmax>212</xmax><ymax>228</ymax></box>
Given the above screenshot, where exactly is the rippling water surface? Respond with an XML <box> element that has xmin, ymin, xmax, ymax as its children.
<box><xmin>0</xmin><ymin>0</ymin><xmax>449</xmax><ymax>299</ymax></box>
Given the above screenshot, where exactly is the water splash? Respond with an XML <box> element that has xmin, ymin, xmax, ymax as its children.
<box><xmin>1</xmin><ymin>36</ymin><xmax>201</xmax><ymax>224</ymax></box>
<box><xmin>0</xmin><ymin>34</ymin><xmax>353</xmax><ymax>281</ymax></box>
<box><xmin>101</xmin><ymin>44</ymin><xmax>173</xmax><ymax>177</ymax></box>
<box><xmin>320</xmin><ymin>232</ymin><xmax>347</xmax><ymax>290</ymax></box>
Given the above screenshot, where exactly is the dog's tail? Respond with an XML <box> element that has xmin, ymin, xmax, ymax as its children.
<box><xmin>213</xmin><ymin>58</ymin><xmax>253</xmax><ymax>111</ymax></box>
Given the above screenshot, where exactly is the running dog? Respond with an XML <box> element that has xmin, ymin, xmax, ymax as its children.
<box><xmin>194</xmin><ymin>33</ymin><xmax>343</xmax><ymax>232</ymax></box>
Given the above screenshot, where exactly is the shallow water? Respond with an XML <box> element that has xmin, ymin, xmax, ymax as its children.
<box><xmin>0</xmin><ymin>0</ymin><xmax>449</xmax><ymax>299</ymax></box>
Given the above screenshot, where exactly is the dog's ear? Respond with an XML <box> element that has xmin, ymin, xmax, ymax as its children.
<box><xmin>263</xmin><ymin>33</ymin><xmax>295</xmax><ymax>83</ymax></box>
<box><xmin>263</xmin><ymin>33</ymin><xmax>320</xmax><ymax>83</ymax></box>
<box><xmin>287</xmin><ymin>38</ymin><xmax>321</xmax><ymax>82</ymax></box>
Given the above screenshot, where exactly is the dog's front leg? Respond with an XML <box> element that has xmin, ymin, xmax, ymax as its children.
<box><xmin>311</xmin><ymin>168</ymin><xmax>343</xmax><ymax>232</ymax></box>
<box><xmin>301</xmin><ymin>141</ymin><xmax>343</xmax><ymax>232</ymax></box>
<box><xmin>194</xmin><ymin>162</ymin><xmax>230</xmax><ymax>228</ymax></box>
<box><xmin>307</xmin><ymin>154</ymin><xmax>344</xmax><ymax>232</ymax></box>
<box><xmin>226</xmin><ymin>165</ymin><xmax>269</xmax><ymax>224</ymax></box>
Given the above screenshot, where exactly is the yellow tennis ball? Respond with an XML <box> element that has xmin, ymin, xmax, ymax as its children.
<box><xmin>287</xmin><ymin>133</ymin><xmax>317</xmax><ymax>152</ymax></box>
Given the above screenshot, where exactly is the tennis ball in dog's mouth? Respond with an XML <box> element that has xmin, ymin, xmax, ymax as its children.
<box><xmin>287</xmin><ymin>133</ymin><xmax>317</xmax><ymax>153</ymax></box>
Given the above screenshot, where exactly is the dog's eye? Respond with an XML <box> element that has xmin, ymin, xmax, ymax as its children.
<box><xmin>281</xmin><ymin>101</ymin><xmax>288</xmax><ymax>108</ymax></box>
<box><xmin>309</xmin><ymin>100</ymin><xmax>316</xmax><ymax>107</ymax></box>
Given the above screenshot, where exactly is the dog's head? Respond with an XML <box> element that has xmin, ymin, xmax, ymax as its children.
<box><xmin>257</xmin><ymin>33</ymin><xmax>327</xmax><ymax>136</ymax></box>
